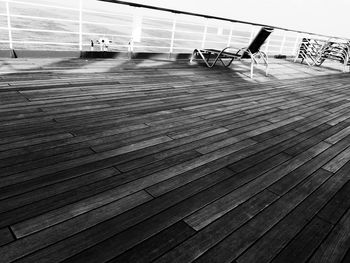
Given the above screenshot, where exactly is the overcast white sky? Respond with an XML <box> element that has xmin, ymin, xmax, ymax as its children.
<box><xmin>118</xmin><ymin>0</ymin><xmax>349</xmax><ymax>39</ymax></box>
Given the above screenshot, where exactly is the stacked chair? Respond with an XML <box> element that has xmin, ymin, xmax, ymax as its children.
<box><xmin>319</xmin><ymin>41</ymin><xmax>350</xmax><ymax>72</ymax></box>
<box><xmin>294</xmin><ymin>38</ymin><xmax>327</xmax><ymax>66</ymax></box>
<box><xmin>190</xmin><ymin>27</ymin><xmax>274</xmax><ymax>78</ymax></box>
<box><xmin>295</xmin><ymin>37</ymin><xmax>350</xmax><ymax>72</ymax></box>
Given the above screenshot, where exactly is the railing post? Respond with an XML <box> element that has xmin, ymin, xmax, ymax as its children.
<box><xmin>227</xmin><ymin>24</ymin><xmax>233</xmax><ymax>46</ymax></box>
<box><xmin>264</xmin><ymin>35</ymin><xmax>270</xmax><ymax>53</ymax></box>
<box><xmin>5</xmin><ymin>0</ymin><xmax>14</xmax><ymax>56</ymax></box>
<box><xmin>169</xmin><ymin>14</ymin><xmax>177</xmax><ymax>58</ymax></box>
<box><xmin>279</xmin><ymin>30</ymin><xmax>287</xmax><ymax>54</ymax></box>
<box><xmin>128</xmin><ymin>38</ymin><xmax>134</xmax><ymax>59</ymax></box>
<box><xmin>132</xmin><ymin>7</ymin><xmax>143</xmax><ymax>43</ymax></box>
<box><xmin>79</xmin><ymin>0</ymin><xmax>82</xmax><ymax>51</ymax></box>
<box><xmin>293</xmin><ymin>34</ymin><xmax>301</xmax><ymax>56</ymax></box>
<box><xmin>129</xmin><ymin>7</ymin><xmax>143</xmax><ymax>58</ymax></box>
<box><xmin>201</xmin><ymin>19</ymin><xmax>208</xmax><ymax>49</ymax></box>
<box><xmin>248</xmin><ymin>25</ymin><xmax>255</xmax><ymax>44</ymax></box>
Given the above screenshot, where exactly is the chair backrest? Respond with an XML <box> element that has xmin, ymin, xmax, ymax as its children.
<box><xmin>242</xmin><ymin>27</ymin><xmax>274</xmax><ymax>58</ymax></box>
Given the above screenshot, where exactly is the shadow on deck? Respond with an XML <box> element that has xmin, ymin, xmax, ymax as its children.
<box><xmin>0</xmin><ymin>57</ymin><xmax>349</xmax><ymax>263</ymax></box>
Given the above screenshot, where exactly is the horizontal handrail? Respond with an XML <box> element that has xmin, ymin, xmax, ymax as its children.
<box><xmin>10</xmin><ymin>28</ymin><xmax>79</xmax><ymax>35</ymax></box>
<box><xmin>100</xmin><ymin>0</ymin><xmax>350</xmax><ymax>41</ymax></box>
<box><xmin>3</xmin><ymin>14</ymin><xmax>79</xmax><ymax>24</ymax></box>
<box><xmin>82</xmin><ymin>8</ymin><xmax>132</xmax><ymax>18</ymax></box>
<box><xmin>82</xmin><ymin>21</ymin><xmax>132</xmax><ymax>28</ymax></box>
<box><xmin>1</xmin><ymin>40</ymin><xmax>79</xmax><ymax>45</ymax></box>
<box><xmin>9</xmin><ymin>0</ymin><xmax>80</xmax><ymax>12</ymax></box>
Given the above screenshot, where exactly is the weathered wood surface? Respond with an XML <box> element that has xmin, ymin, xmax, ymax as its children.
<box><xmin>0</xmin><ymin>58</ymin><xmax>349</xmax><ymax>263</ymax></box>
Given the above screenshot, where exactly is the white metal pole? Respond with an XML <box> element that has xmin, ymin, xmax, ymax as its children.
<box><xmin>79</xmin><ymin>0</ymin><xmax>83</xmax><ymax>51</ymax></box>
<box><xmin>227</xmin><ymin>24</ymin><xmax>233</xmax><ymax>46</ymax></box>
<box><xmin>248</xmin><ymin>25</ymin><xmax>255</xmax><ymax>44</ymax></box>
<box><xmin>279</xmin><ymin>30</ymin><xmax>287</xmax><ymax>54</ymax></box>
<box><xmin>132</xmin><ymin>7</ymin><xmax>143</xmax><ymax>43</ymax></box>
<box><xmin>264</xmin><ymin>36</ymin><xmax>270</xmax><ymax>53</ymax></box>
<box><xmin>201</xmin><ymin>19</ymin><xmax>208</xmax><ymax>49</ymax></box>
<box><xmin>169</xmin><ymin>14</ymin><xmax>177</xmax><ymax>54</ymax></box>
<box><xmin>293</xmin><ymin>34</ymin><xmax>301</xmax><ymax>56</ymax></box>
<box><xmin>130</xmin><ymin>7</ymin><xmax>143</xmax><ymax>54</ymax></box>
<box><xmin>6</xmin><ymin>0</ymin><xmax>13</xmax><ymax>50</ymax></box>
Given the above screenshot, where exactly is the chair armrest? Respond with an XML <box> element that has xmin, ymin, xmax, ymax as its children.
<box><xmin>221</xmin><ymin>46</ymin><xmax>242</xmax><ymax>55</ymax></box>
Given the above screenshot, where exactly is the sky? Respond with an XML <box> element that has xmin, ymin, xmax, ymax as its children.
<box><xmin>115</xmin><ymin>0</ymin><xmax>350</xmax><ymax>39</ymax></box>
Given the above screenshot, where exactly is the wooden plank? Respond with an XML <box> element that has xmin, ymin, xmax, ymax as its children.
<box><xmin>195</xmin><ymin>138</ymin><xmax>256</xmax><ymax>155</ymax></box>
<box><xmin>249</xmin><ymin>118</ymin><xmax>305</xmax><ymax>142</ymax></box>
<box><xmin>0</xmin><ymin>123</ymin><xmax>156</xmax><ymax>161</ymax></box>
<box><xmin>0</xmin><ymin>149</ymin><xmax>198</xmax><ymax>203</ymax></box>
<box><xmin>147</xmin><ymin>152</ymin><xmax>290</xmax><ymax>198</ymax></box>
<box><xmin>0</xmin><ymin>151</ymin><xmax>199</xmax><ymax>225</ymax></box>
<box><xmin>325</xmin><ymin>126</ymin><xmax>350</xmax><ymax>144</ymax></box>
<box><xmin>11</xmin><ymin>190</ymin><xmax>153</xmax><ymax>238</ymax></box>
<box><xmin>154</xmin><ymin>190</ymin><xmax>279</xmax><ymax>263</ymax></box>
<box><xmin>284</xmin><ymin>121</ymin><xmax>349</xmax><ymax>156</ymax></box>
<box><xmin>1</xmin><ymin>134</ymin><xmax>247</xmax><ymax>217</ymax></box>
<box><xmin>92</xmin><ymin>127</ymin><xmax>229</xmax><ymax>153</ymax></box>
<box><xmin>0</xmin><ymin>136</ymin><xmax>172</xmax><ymax>188</ymax></box>
<box><xmin>236</xmin><ymin>168</ymin><xmax>334</xmax><ymax>263</ymax></box>
<box><xmin>238</xmin><ymin>162</ymin><xmax>350</xmax><ymax>263</ymax></box>
<box><xmin>110</xmin><ymin>221</ymin><xmax>196</xmax><ymax>263</ymax></box>
<box><xmin>0</xmin><ymin>168</ymin><xmax>117</xmax><ymax>214</ymax></box>
<box><xmin>0</xmin><ymin>148</ymin><xmax>94</xmax><ymax>176</ymax></box>
<box><xmin>270</xmin><ymin>217</ymin><xmax>332</xmax><ymax>263</ymax></box>
<box><xmin>0</xmin><ymin>133</ymin><xmax>73</xmax><ymax>152</ymax></box>
<box><xmin>185</xmin><ymin>142</ymin><xmax>330</xmax><ymax>230</ymax></box>
<box><xmin>114</xmin><ymin>124</ymin><xmax>279</xmax><ymax>175</ymax></box>
<box><xmin>193</xmin><ymin>167</ymin><xmax>334</xmax><ymax>263</ymax></box>
<box><xmin>269</xmin><ymin>136</ymin><xmax>349</xmax><ymax>196</ymax></box>
<box><xmin>146</xmin><ymin>130</ymin><xmax>297</xmax><ymax>198</ymax></box>
<box><xmin>229</xmin><ymin>124</ymin><xmax>330</xmax><ymax>172</ymax></box>
<box><xmin>0</xmin><ymin>168</ymin><xmax>234</xmax><ymax>262</ymax></box>
<box><xmin>341</xmin><ymin>249</ymin><xmax>350</xmax><ymax>263</ymax></box>
<box><xmin>0</xmin><ymin>227</ymin><xmax>14</xmax><ymax>247</ymax></box>
<box><xmin>0</xmin><ymin>129</ymin><xmax>71</xmax><ymax>146</ymax></box>
<box><xmin>317</xmin><ymin>180</ymin><xmax>350</xmax><ymax>225</ymax></box>
<box><xmin>48</xmin><ymin>171</ymin><xmax>257</xmax><ymax>263</ymax></box>
<box><xmin>322</xmin><ymin>146</ymin><xmax>350</xmax><ymax>173</ymax></box>
<box><xmin>308</xmin><ymin>209</ymin><xmax>350</xmax><ymax>263</ymax></box>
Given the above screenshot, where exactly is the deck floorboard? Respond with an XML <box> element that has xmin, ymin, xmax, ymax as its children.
<box><xmin>0</xmin><ymin>58</ymin><xmax>349</xmax><ymax>263</ymax></box>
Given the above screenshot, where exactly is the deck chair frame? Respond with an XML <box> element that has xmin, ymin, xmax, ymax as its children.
<box><xmin>295</xmin><ymin>38</ymin><xmax>350</xmax><ymax>72</ymax></box>
<box><xmin>190</xmin><ymin>27</ymin><xmax>273</xmax><ymax>78</ymax></box>
<box><xmin>320</xmin><ymin>41</ymin><xmax>350</xmax><ymax>72</ymax></box>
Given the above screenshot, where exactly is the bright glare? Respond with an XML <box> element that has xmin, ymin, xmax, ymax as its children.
<box><xmin>121</xmin><ymin>0</ymin><xmax>350</xmax><ymax>39</ymax></box>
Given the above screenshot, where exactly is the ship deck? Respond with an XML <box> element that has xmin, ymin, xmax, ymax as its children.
<box><xmin>0</xmin><ymin>57</ymin><xmax>349</xmax><ymax>263</ymax></box>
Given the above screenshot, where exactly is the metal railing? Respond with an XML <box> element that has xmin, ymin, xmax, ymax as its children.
<box><xmin>0</xmin><ymin>0</ymin><xmax>347</xmax><ymax>56</ymax></box>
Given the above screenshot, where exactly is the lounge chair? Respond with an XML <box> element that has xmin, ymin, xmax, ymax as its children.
<box><xmin>294</xmin><ymin>38</ymin><xmax>326</xmax><ymax>66</ymax></box>
<box><xmin>319</xmin><ymin>41</ymin><xmax>350</xmax><ymax>72</ymax></box>
<box><xmin>190</xmin><ymin>27</ymin><xmax>274</xmax><ymax>78</ymax></box>
<box><xmin>295</xmin><ymin>38</ymin><xmax>350</xmax><ymax>72</ymax></box>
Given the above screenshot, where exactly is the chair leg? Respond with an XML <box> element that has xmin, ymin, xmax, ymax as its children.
<box><xmin>190</xmin><ymin>50</ymin><xmax>197</xmax><ymax>64</ymax></box>
<box><xmin>249</xmin><ymin>54</ymin><xmax>260</xmax><ymax>79</ymax></box>
<box><xmin>294</xmin><ymin>53</ymin><xmax>299</xmax><ymax>62</ymax></box>
<box><xmin>250</xmin><ymin>58</ymin><xmax>254</xmax><ymax>79</ymax></box>
<box><xmin>260</xmin><ymin>51</ymin><xmax>269</xmax><ymax>76</ymax></box>
<box><xmin>220</xmin><ymin>58</ymin><xmax>235</xmax><ymax>68</ymax></box>
<box><xmin>259</xmin><ymin>51</ymin><xmax>269</xmax><ymax>76</ymax></box>
<box><xmin>190</xmin><ymin>49</ymin><xmax>213</xmax><ymax>67</ymax></box>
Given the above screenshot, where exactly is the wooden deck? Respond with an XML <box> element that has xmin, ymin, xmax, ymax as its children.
<box><xmin>0</xmin><ymin>57</ymin><xmax>349</xmax><ymax>263</ymax></box>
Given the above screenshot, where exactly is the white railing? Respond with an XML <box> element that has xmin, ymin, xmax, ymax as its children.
<box><xmin>0</xmin><ymin>0</ymin><xmax>345</xmax><ymax>55</ymax></box>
